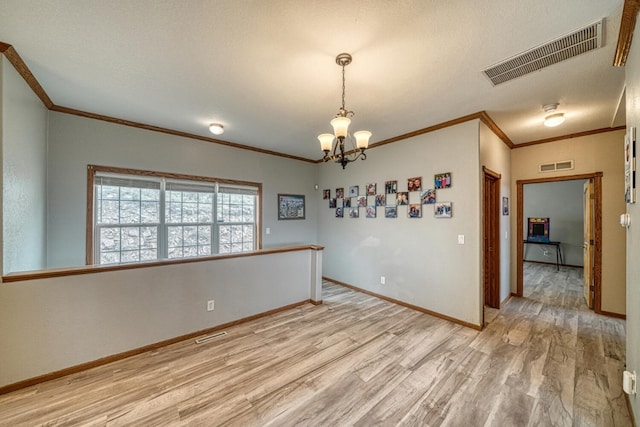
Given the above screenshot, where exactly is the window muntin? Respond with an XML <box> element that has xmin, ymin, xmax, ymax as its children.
<box><xmin>217</xmin><ymin>188</ymin><xmax>256</xmax><ymax>254</ymax></box>
<box><xmin>95</xmin><ymin>177</ymin><xmax>160</xmax><ymax>265</ymax></box>
<box><xmin>92</xmin><ymin>171</ymin><xmax>259</xmax><ymax>265</ymax></box>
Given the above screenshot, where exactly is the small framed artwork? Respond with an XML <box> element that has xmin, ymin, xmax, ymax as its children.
<box><xmin>408</xmin><ymin>177</ymin><xmax>422</xmax><ymax>192</ymax></box>
<box><xmin>344</xmin><ymin>198</ymin><xmax>351</xmax><ymax>208</ymax></box>
<box><xmin>349</xmin><ymin>207</ymin><xmax>359</xmax><ymax>218</ymax></box>
<box><xmin>385</xmin><ymin>180</ymin><xmax>397</xmax><ymax>194</ymax></box>
<box><xmin>366</xmin><ymin>183</ymin><xmax>377</xmax><ymax>195</ymax></box>
<box><xmin>336</xmin><ymin>187</ymin><xmax>344</xmax><ymax>199</ymax></box>
<box><xmin>323</xmin><ymin>189</ymin><xmax>330</xmax><ymax>200</ymax></box>
<box><xmin>366</xmin><ymin>206</ymin><xmax>376</xmax><ymax>218</ymax></box>
<box><xmin>278</xmin><ymin>194</ymin><xmax>305</xmax><ymax>220</ymax></box>
<box><xmin>421</xmin><ymin>189</ymin><xmax>436</xmax><ymax>204</ymax></box>
<box><xmin>358</xmin><ymin>196</ymin><xmax>367</xmax><ymax>207</ymax></box>
<box><xmin>329</xmin><ymin>198</ymin><xmax>336</xmax><ymax>208</ymax></box>
<box><xmin>625</xmin><ymin>127</ymin><xmax>636</xmax><ymax>204</ymax></box>
<box><xmin>502</xmin><ymin>197</ymin><xmax>509</xmax><ymax>215</ymax></box>
<box><xmin>335</xmin><ymin>207</ymin><xmax>343</xmax><ymax>218</ymax></box>
<box><xmin>408</xmin><ymin>204</ymin><xmax>422</xmax><ymax>218</ymax></box>
<box><xmin>435</xmin><ymin>172</ymin><xmax>452</xmax><ymax>189</ymax></box>
<box><xmin>434</xmin><ymin>202</ymin><xmax>452</xmax><ymax>218</ymax></box>
<box><xmin>375</xmin><ymin>194</ymin><xmax>386</xmax><ymax>206</ymax></box>
<box><xmin>396</xmin><ymin>192</ymin><xmax>409</xmax><ymax>205</ymax></box>
<box><xmin>349</xmin><ymin>185</ymin><xmax>359</xmax><ymax>197</ymax></box>
<box><xmin>385</xmin><ymin>206</ymin><xmax>397</xmax><ymax>218</ymax></box>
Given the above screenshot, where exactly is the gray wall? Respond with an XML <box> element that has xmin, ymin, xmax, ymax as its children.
<box><xmin>479</xmin><ymin>122</ymin><xmax>512</xmax><ymax>303</ymax></box>
<box><xmin>318</xmin><ymin>120</ymin><xmax>482</xmax><ymax>327</ymax></box>
<box><xmin>0</xmin><ymin>248</ymin><xmax>320</xmax><ymax>386</ymax></box>
<box><xmin>625</xmin><ymin>20</ymin><xmax>640</xmax><ymax>426</ymax></box>
<box><xmin>523</xmin><ymin>180</ymin><xmax>586</xmax><ymax>267</ymax></box>
<box><xmin>45</xmin><ymin>112</ymin><xmax>319</xmax><ymax>269</ymax></box>
<box><xmin>1</xmin><ymin>56</ymin><xmax>48</xmax><ymax>274</ymax></box>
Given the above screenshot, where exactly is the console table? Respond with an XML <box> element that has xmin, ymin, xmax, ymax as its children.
<box><xmin>523</xmin><ymin>240</ymin><xmax>564</xmax><ymax>271</ymax></box>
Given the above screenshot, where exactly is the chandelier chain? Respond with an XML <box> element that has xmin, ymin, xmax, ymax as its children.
<box><xmin>341</xmin><ymin>64</ymin><xmax>346</xmax><ymax>112</ymax></box>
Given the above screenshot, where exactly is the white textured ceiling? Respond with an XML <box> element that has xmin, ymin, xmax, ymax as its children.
<box><xmin>0</xmin><ymin>0</ymin><xmax>627</xmax><ymax>160</ymax></box>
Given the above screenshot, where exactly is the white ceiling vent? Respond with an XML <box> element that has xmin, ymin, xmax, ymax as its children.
<box><xmin>539</xmin><ymin>160</ymin><xmax>575</xmax><ymax>173</ymax></box>
<box><xmin>483</xmin><ymin>19</ymin><xmax>603</xmax><ymax>86</ymax></box>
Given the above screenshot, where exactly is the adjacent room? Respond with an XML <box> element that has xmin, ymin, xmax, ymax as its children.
<box><xmin>1</xmin><ymin>1</ymin><xmax>639</xmax><ymax>425</ymax></box>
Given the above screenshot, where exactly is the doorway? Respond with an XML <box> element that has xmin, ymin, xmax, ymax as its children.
<box><xmin>483</xmin><ymin>167</ymin><xmax>501</xmax><ymax>311</ymax></box>
<box><xmin>516</xmin><ymin>173</ymin><xmax>603</xmax><ymax>312</ymax></box>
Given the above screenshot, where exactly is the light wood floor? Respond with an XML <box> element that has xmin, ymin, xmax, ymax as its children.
<box><xmin>0</xmin><ymin>263</ymin><xmax>630</xmax><ymax>426</ymax></box>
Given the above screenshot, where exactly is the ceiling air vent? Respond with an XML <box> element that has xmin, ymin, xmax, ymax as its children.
<box><xmin>539</xmin><ymin>160</ymin><xmax>575</xmax><ymax>173</ymax></box>
<box><xmin>483</xmin><ymin>19</ymin><xmax>603</xmax><ymax>86</ymax></box>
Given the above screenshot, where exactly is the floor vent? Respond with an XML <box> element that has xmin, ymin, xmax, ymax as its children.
<box><xmin>483</xmin><ymin>19</ymin><xmax>603</xmax><ymax>86</ymax></box>
<box><xmin>539</xmin><ymin>160</ymin><xmax>575</xmax><ymax>173</ymax></box>
<box><xmin>195</xmin><ymin>331</ymin><xmax>227</xmax><ymax>344</ymax></box>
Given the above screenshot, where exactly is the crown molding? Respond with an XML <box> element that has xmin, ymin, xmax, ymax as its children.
<box><xmin>613</xmin><ymin>0</ymin><xmax>640</xmax><ymax>67</ymax></box>
<box><xmin>512</xmin><ymin>126</ymin><xmax>626</xmax><ymax>148</ymax></box>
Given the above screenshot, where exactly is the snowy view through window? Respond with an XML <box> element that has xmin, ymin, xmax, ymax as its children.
<box><xmin>95</xmin><ymin>177</ymin><xmax>256</xmax><ymax>265</ymax></box>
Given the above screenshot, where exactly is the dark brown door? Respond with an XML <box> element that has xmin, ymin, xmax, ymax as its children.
<box><xmin>483</xmin><ymin>167</ymin><xmax>501</xmax><ymax>309</ymax></box>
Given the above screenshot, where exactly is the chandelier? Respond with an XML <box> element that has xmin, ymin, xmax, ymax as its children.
<box><xmin>318</xmin><ymin>53</ymin><xmax>371</xmax><ymax>169</ymax></box>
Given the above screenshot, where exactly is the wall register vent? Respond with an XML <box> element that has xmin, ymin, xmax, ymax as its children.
<box><xmin>483</xmin><ymin>19</ymin><xmax>603</xmax><ymax>86</ymax></box>
<box><xmin>195</xmin><ymin>331</ymin><xmax>228</xmax><ymax>344</ymax></box>
<box><xmin>539</xmin><ymin>160</ymin><xmax>575</xmax><ymax>173</ymax></box>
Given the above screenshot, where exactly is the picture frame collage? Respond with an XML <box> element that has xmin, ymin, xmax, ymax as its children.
<box><xmin>323</xmin><ymin>173</ymin><xmax>453</xmax><ymax>219</ymax></box>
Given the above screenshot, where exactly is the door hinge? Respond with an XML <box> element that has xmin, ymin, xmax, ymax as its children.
<box><xmin>590</xmin><ymin>285</ymin><xmax>595</xmax><ymax>291</ymax></box>
<box><xmin>589</xmin><ymin>239</ymin><xmax>594</xmax><ymax>245</ymax></box>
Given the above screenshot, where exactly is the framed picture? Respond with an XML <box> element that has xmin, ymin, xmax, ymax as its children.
<box><xmin>335</xmin><ymin>207</ymin><xmax>344</xmax><ymax>218</ymax></box>
<box><xmin>408</xmin><ymin>177</ymin><xmax>422</xmax><ymax>192</ymax></box>
<box><xmin>435</xmin><ymin>172</ymin><xmax>452</xmax><ymax>189</ymax></box>
<box><xmin>349</xmin><ymin>185</ymin><xmax>359</xmax><ymax>197</ymax></box>
<box><xmin>385</xmin><ymin>180</ymin><xmax>397</xmax><ymax>194</ymax></box>
<box><xmin>385</xmin><ymin>206</ymin><xmax>397</xmax><ymax>218</ymax></box>
<box><xmin>502</xmin><ymin>197</ymin><xmax>509</xmax><ymax>215</ymax></box>
<box><xmin>329</xmin><ymin>198</ymin><xmax>336</xmax><ymax>208</ymax></box>
<box><xmin>349</xmin><ymin>207</ymin><xmax>359</xmax><ymax>218</ymax></box>
<box><xmin>435</xmin><ymin>202</ymin><xmax>452</xmax><ymax>218</ymax></box>
<box><xmin>366</xmin><ymin>183</ymin><xmax>377</xmax><ymax>195</ymax></box>
<box><xmin>375</xmin><ymin>194</ymin><xmax>386</xmax><ymax>206</ymax></box>
<box><xmin>625</xmin><ymin>127</ymin><xmax>636</xmax><ymax>204</ymax></box>
<box><xmin>358</xmin><ymin>196</ymin><xmax>367</xmax><ymax>207</ymax></box>
<box><xmin>396</xmin><ymin>192</ymin><xmax>409</xmax><ymax>205</ymax></box>
<box><xmin>336</xmin><ymin>187</ymin><xmax>344</xmax><ymax>199</ymax></box>
<box><xmin>323</xmin><ymin>189</ymin><xmax>330</xmax><ymax>200</ymax></box>
<box><xmin>344</xmin><ymin>198</ymin><xmax>351</xmax><ymax>208</ymax></box>
<box><xmin>408</xmin><ymin>204</ymin><xmax>422</xmax><ymax>218</ymax></box>
<box><xmin>366</xmin><ymin>206</ymin><xmax>376</xmax><ymax>218</ymax></box>
<box><xmin>421</xmin><ymin>189</ymin><xmax>436</xmax><ymax>204</ymax></box>
<box><xmin>278</xmin><ymin>194</ymin><xmax>305</xmax><ymax>220</ymax></box>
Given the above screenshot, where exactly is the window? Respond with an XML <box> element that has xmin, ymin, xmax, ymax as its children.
<box><xmin>89</xmin><ymin>166</ymin><xmax>260</xmax><ymax>265</ymax></box>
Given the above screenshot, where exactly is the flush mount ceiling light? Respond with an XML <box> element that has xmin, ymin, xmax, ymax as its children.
<box><xmin>318</xmin><ymin>53</ymin><xmax>371</xmax><ymax>169</ymax></box>
<box><xmin>209</xmin><ymin>123</ymin><xmax>224</xmax><ymax>135</ymax></box>
<box><xmin>543</xmin><ymin>103</ymin><xmax>565</xmax><ymax>127</ymax></box>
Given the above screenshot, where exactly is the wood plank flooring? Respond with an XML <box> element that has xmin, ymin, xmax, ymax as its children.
<box><xmin>0</xmin><ymin>263</ymin><xmax>630</xmax><ymax>426</ymax></box>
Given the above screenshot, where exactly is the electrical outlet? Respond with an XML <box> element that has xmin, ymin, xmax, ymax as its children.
<box><xmin>380</xmin><ymin>276</ymin><xmax>386</xmax><ymax>285</ymax></box>
<box><xmin>207</xmin><ymin>300</ymin><xmax>215</xmax><ymax>311</ymax></box>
